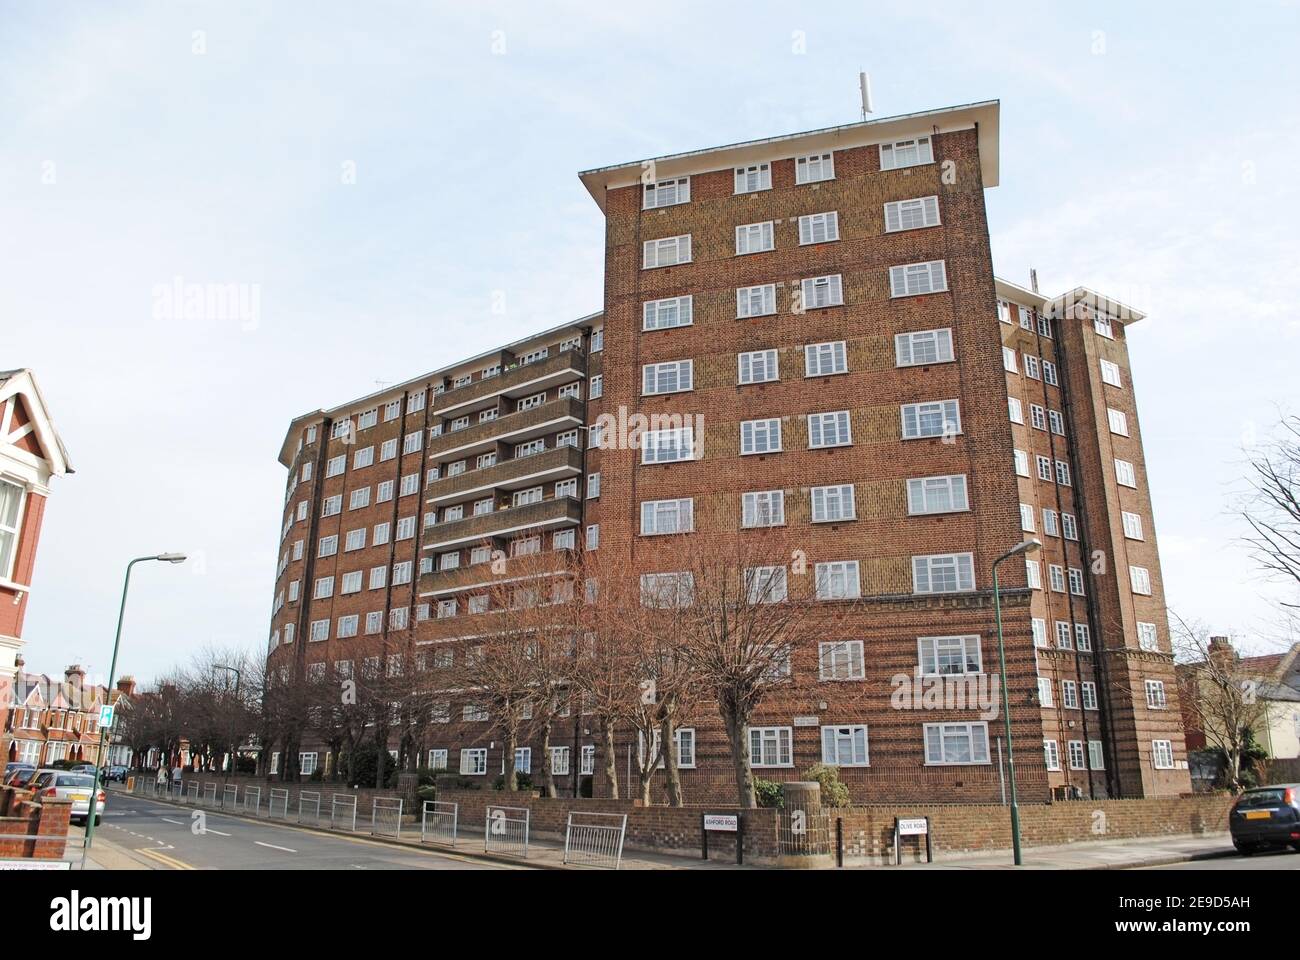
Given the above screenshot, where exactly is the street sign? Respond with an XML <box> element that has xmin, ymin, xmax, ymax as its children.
<box><xmin>98</xmin><ymin>704</ymin><xmax>115</xmax><ymax>728</ymax></box>
<box><xmin>703</xmin><ymin>814</ymin><xmax>738</xmax><ymax>833</ymax></box>
<box><xmin>893</xmin><ymin>816</ymin><xmax>934</xmax><ymax>864</ymax></box>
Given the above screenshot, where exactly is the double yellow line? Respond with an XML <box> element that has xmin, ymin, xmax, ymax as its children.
<box><xmin>135</xmin><ymin>846</ymin><xmax>195</xmax><ymax>870</ymax></box>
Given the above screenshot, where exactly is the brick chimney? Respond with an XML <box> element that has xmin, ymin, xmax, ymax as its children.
<box><xmin>1208</xmin><ymin>636</ymin><xmax>1237</xmax><ymax>668</ymax></box>
<box><xmin>116</xmin><ymin>675</ymin><xmax>137</xmax><ymax>697</ymax></box>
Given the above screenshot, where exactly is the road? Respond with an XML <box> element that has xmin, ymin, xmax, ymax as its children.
<box><xmin>1145</xmin><ymin>849</ymin><xmax>1300</xmax><ymax>870</ymax></box>
<box><xmin>92</xmin><ymin>789</ymin><xmax>509</xmax><ymax>870</ymax></box>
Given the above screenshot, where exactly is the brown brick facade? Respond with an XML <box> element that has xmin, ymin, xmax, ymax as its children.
<box><xmin>265</xmin><ymin>102</ymin><xmax>1189</xmax><ymax>804</ymax></box>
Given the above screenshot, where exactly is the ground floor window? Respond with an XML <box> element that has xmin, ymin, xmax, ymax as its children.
<box><xmin>460</xmin><ymin>748</ymin><xmax>487</xmax><ymax>775</ymax></box>
<box><xmin>923</xmin><ymin>722</ymin><xmax>990</xmax><ymax>765</ymax></box>
<box><xmin>820</xmin><ymin>725</ymin><xmax>869</xmax><ymax>767</ymax></box>
<box><xmin>748</xmin><ymin>726</ymin><xmax>793</xmax><ymax>768</ymax></box>
<box><xmin>428</xmin><ymin>749</ymin><xmax>448</xmax><ymax>771</ymax></box>
<box><xmin>550</xmin><ymin>746</ymin><xmax>570</xmax><ymax>776</ymax></box>
<box><xmin>299</xmin><ymin>752</ymin><xmax>318</xmax><ymax>776</ymax></box>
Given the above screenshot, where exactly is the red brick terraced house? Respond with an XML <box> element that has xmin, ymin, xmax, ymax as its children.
<box><xmin>265</xmin><ymin>101</ymin><xmax>1190</xmax><ymax>802</ymax></box>
<box><xmin>2</xmin><ymin>665</ymin><xmax>134</xmax><ymax>768</ymax></box>
<box><xmin>0</xmin><ymin>369</ymin><xmax>73</xmax><ymax>679</ymax></box>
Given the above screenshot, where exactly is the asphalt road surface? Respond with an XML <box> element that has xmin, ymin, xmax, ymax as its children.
<box><xmin>1146</xmin><ymin>848</ymin><xmax>1300</xmax><ymax>870</ymax></box>
<box><xmin>93</xmin><ymin>789</ymin><xmax>510</xmax><ymax>870</ymax></box>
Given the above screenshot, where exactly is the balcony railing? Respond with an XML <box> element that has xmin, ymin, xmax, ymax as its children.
<box><xmin>429</xmin><ymin>395</ymin><xmax>584</xmax><ymax>459</ymax></box>
<box><xmin>419</xmin><ymin>548</ymin><xmax>575</xmax><ymax>598</ymax></box>
<box><xmin>423</xmin><ymin>495</ymin><xmax>583</xmax><ymax>550</ymax></box>
<box><xmin>426</xmin><ymin>443</ymin><xmax>583</xmax><ymax>505</ymax></box>
<box><xmin>432</xmin><ymin>348</ymin><xmax>586</xmax><ymax>415</ymax></box>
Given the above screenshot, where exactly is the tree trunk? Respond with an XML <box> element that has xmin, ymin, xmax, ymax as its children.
<box><xmin>720</xmin><ymin>704</ymin><xmax>754</xmax><ymax>808</ymax></box>
<box><xmin>504</xmin><ymin>726</ymin><xmax>518</xmax><ymax>792</ymax></box>
<box><xmin>540</xmin><ymin>718</ymin><xmax>557</xmax><ymax>798</ymax></box>
<box><xmin>602</xmin><ymin>720</ymin><xmax>619</xmax><ymax>800</ymax></box>
<box><xmin>660</xmin><ymin>714</ymin><xmax>683</xmax><ymax>807</ymax></box>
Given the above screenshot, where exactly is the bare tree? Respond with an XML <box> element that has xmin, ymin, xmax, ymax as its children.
<box><xmin>437</xmin><ymin>548</ymin><xmax>573</xmax><ymax>793</ymax></box>
<box><xmin>671</xmin><ymin>530</ymin><xmax>851</xmax><ymax>808</ymax></box>
<box><xmin>1172</xmin><ymin>614</ymin><xmax>1273</xmax><ymax>789</ymax></box>
<box><xmin>1243</xmin><ymin>414</ymin><xmax>1300</xmax><ymax>617</ymax></box>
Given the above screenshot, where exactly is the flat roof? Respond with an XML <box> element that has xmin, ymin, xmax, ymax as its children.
<box><xmin>579</xmin><ymin>100</ymin><xmax>1000</xmax><ymax>211</ymax></box>
<box><xmin>995</xmin><ymin>278</ymin><xmax>1147</xmax><ymax>324</ymax></box>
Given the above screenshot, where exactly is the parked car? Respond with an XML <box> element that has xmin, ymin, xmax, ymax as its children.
<box><xmin>1229</xmin><ymin>783</ymin><xmax>1300</xmax><ymax>855</ymax></box>
<box><xmin>4</xmin><ymin>762</ymin><xmax>36</xmax><ymax>786</ymax></box>
<box><xmin>69</xmin><ymin>763</ymin><xmax>97</xmax><ymax>777</ymax></box>
<box><xmin>105</xmin><ymin>765</ymin><xmax>129</xmax><ymax>782</ymax></box>
<box><xmin>29</xmin><ymin>769</ymin><xmax>106</xmax><ymax>825</ymax></box>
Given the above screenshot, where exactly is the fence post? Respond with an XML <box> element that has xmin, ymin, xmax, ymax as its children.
<box><xmin>836</xmin><ymin>817</ymin><xmax>843</xmax><ymax>868</ymax></box>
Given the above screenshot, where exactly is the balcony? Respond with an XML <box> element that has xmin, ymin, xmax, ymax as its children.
<box><xmin>422</xmin><ymin>495</ymin><xmax>583</xmax><ymax>551</ymax></box>
<box><xmin>426</xmin><ymin>443</ymin><xmax>583</xmax><ymax>507</ymax></box>
<box><xmin>429</xmin><ymin>395</ymin><xmax>584</xmax><ymax>461</ymax></box>
<box><xmin>418</xmin><ymin>548</ymin><xmax>575</xmax><ymax>598</ymax></box>
<box><xmin>433</xmin><ymin>349</ymin><xmax>586</xmax><ymax>417</ymax></box>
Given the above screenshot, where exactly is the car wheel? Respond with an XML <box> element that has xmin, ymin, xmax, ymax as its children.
<box><xmin>1234</xmin><ymin>842</ymin><xmax>1255</xmax><ymax>856</ymax></box>
<box><xmin>94</xmin><ymin>815</ymin><xmax>101</xmax><ymax>826</ymax></box>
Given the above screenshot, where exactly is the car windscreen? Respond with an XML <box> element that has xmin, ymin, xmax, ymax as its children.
<box><xmin>54</xmin><ymin>775</ymin><xmax>96</xmax><ymax>789</ymax></box>
<box><xmin>1237</xmin><ymin>788</ymin><xmax>1287</xmax><ymax>808</ymax></box>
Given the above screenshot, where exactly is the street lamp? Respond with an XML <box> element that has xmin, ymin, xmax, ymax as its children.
<box><xmin>81</xmin><ymin>553</ymin><xmax>186</xmax><ymax>867</ymax></box>
<box><xmin>992</xmin><ymin>538</ymin><xmax>1041</xmax><ymax>867</ymax></box>
<box><xmin>214</xmin><ymin>664</ymin><xmax>242</xmax><ymax>777</ymax></box>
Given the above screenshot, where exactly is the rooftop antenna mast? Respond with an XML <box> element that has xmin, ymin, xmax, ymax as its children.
<box><xmin>1029</xmin><ymin>269</ymin><xmax>1040</xmax><ymax>294</ymax></box>
<box><xmin>859</xmin><ymin>71</ymin><xmax>873</xmax><ymax>120</ymax></box>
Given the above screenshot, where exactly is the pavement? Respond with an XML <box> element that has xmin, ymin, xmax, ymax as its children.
<box><xmin>877</xmin><ymin>833</ymin><xmax>1242</xmax><ymax>870</ymax></box>
<box><xmin>93</xmin><ymin>785</ymin><xmax>754</xmax><ymax>870</ymax></box>
<box><xmin>80</xmin><ymin>786</ymin><xmax>1292</xmax><ymax>871</ymax></box>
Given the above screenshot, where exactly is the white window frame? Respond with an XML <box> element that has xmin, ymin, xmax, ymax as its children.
<box><xmin>895</xmin><ymin>328</ymin><xmax>954</xmax><ymax>367</ymax></box>
<box><xmin>884</xmin><ymin>195</ymin><xmax>940</xmax><ymax>232</ymax></box>
<box><xmin>642</xmin><ymin>234</ymin><xmax>692</xmax><ymax>269</ymax></box>
<box><xmin>889</xmin><ymin>260</ymin><xmax>947</xmax><ymax>297</ymax></box>
<box><xmin>643</xmin><ymin>296</ymin><xmax>693</xmax><ymax>331</ymax></box>
<box><xmin>805</xmin><ymin>341</ymin><xmax>848</xmax><ymax>377</ymax></box>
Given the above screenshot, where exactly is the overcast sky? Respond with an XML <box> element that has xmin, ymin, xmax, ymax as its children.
<box><xmin>4</xmin><ymin>1</ymin><xmax>1298</xmax><ymax>684</ymax></box>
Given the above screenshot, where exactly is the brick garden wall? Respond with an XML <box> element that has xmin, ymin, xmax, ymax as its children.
<box><xmin>0</xmin><ymin>787</ymin><xmax>71</xmax><ymax>859</ymax></box>
<box><xmin>172</xmin><ymin>774</ymin><xmax>1235</xmax><ymax>867</ymax></box>
<box><xmin>838</xmin><ymin>792</ymin><xmax>1235</xmax><ymax>864</ymax></box>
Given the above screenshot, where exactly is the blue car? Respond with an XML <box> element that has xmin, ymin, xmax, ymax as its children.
<box><xmin>1229</xmin><ymin>784</ymin><xmax>1300</xmax><ymax>855</ymax></box>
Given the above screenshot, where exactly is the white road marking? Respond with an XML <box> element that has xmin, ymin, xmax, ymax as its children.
<box><xmin>255</xmin><ymin>841</ymin><xmax>297</xmax><ymax>853</ymax></box>
<box><xmin>160</xmin><ymin>818</ymin><xmax>186</xmax><ymax>826</ymax></box>
<box><xmin>206</xmin><ymin>828</ymin><xmax>232</xmax><ymax>837</ymax></box>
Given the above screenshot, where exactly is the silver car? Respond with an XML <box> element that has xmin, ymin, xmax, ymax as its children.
<box><xmin>29</xmin><ymin>769</ymin><xmax>106</xmax><ymax>825</ymax></box>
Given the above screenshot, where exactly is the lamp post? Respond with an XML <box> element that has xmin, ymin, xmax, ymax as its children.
<box><xmin>214</xmin><ymin>664</ymin><xmax>242</xmax><ymax>778</ymax></box>
<box><xmin>992</xmin><ymin>538</ymin><xmax>1041</xmax><ymax>867</ymax></box>
<box><xmin>81</xmin><ymin>553</ymin><xmax>186</xmax><ymax>867</ymax></box>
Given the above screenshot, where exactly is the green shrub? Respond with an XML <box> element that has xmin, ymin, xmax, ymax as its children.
<box><xmin>435</xmin><ymin>773</ymin><xmax>480</xmax><ymax>791</ymax></box>
<box><xmin>753</xmin><ymin>778</ymin><xmax>784</xmax><ymax>808</ymax></box>
<box><xmin>801</xmin><ymin>763</ymin><xmax>851</xmax><ymax>807</ymax></box>
<box><xmin>492</xmin><ymin>772</ymin><xmax>533</xmax><ymax>792</ymax></box>
<box><xmin>416</xmin><ymin>785</ymin><xmax>438</xmax><ymax>803</ymax></box>
<box><xmin>340</xmin><ymin>750</ymin><xmax>400</xmax><ymax>788</ymax></box>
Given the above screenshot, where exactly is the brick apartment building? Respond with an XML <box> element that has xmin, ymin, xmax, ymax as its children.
<box><xmin>266</xmin><ymin>100</ymin><xmax>1190</xmax><ymax>802</ymax></box>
